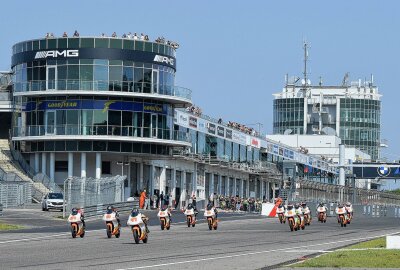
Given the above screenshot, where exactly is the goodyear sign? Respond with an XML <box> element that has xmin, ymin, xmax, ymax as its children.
<box><xmin>23</xmin><ymin>100</ymin><xmax>168</xmax><ymax>114</ymax></box>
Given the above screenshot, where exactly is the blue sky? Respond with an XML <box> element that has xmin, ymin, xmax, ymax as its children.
<box><xmin>1</xmin><ymin>0</ymin><xmax>399</xmax><ymax>163</ymax></box>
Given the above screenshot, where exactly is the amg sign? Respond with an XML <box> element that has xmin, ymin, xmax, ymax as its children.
<box><xmin>34</xmin><ymin>50</ymin><xmax>79</xmax><ymax>59</ymax></box>
<box><xmin>153</xmin><ymin>55</ymin><xmax>174</xmax><ymax>65</ymax></box>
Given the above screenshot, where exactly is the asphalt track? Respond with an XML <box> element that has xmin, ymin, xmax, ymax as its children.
<box><xmin>0</xmin><ymin>211</ymin><xmax>399</xmax><ymax>270</ymax></box>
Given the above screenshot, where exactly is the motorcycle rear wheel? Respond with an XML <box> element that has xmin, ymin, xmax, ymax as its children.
<box><xmin>142</xmin><ymin>235</ymin><xmax>148</xmax><ymax>243</ymax></box>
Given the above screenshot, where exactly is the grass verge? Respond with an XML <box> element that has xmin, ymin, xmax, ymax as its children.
<box><xmin>0</xmin><ymin>222</ymin><xmax>23</xmax><ymax>231</ymax></box>
<box><xmin>293</xmin><ymin>237</ymin><xmax>400</xmax><ymax>268</ymax></box>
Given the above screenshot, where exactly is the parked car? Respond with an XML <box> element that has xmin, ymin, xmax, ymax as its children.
<box><xmin>42</xmin><ymin>193</ymin><xmax>64</xmax><ymax>211</ymax></box>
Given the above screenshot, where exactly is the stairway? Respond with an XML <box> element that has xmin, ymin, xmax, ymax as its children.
<box><xmin>0</xmin><ymin>139</ymin><xmax>50</xmax><ymax>202</ymax></box>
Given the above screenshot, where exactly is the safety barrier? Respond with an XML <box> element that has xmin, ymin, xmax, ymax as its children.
<box><xmin>80</xmin><ymin>200</ymin><xmax>139</xmax><ymax>219</ymax></box>
<box><xmin>0</xmin><ymin>203</ymin><xmax>3</xmax><ymax>216</ymax></box>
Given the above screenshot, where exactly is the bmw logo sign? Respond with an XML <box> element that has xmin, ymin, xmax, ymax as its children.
<box><xmin>377</xmin><ymin>166</ymin><xmax>390</xmax><ymax>177</ymax></box>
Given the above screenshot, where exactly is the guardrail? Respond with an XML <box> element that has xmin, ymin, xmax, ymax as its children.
<box><xmin>66</xmin><ymin>200</ymin><xmax>139</xmax><ymax>219</ymax></box>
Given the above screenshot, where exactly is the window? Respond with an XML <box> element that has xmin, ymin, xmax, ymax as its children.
<box><xmin>102</xmin><ymin>161</ymin><xmax>111</xmax><ymax>174</ymax></box>
<box><xmin>55</xmin><ymin>161</ymin><xmax>68</xmax><ymax>172</ymax></box>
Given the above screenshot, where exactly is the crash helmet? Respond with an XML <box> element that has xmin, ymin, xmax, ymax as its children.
<box><xmin>71</xmin><ymin>208</ymin><xmax>78</xmax><ymax>215</ymax></box>
<box><xmin>287</xmin><ymin>204</ymin><xmax>294</xmax><ymax>210</ymax></box>
<box><xmin>131</xmin><ymin>208</ymin><xmax>140</xmax><ymax>217</ymax></box>
<box><xmin>346</xmin><ymin>202</ymin><xmax>351</xmax><ymax>207</ymax></box>
<box><xmin>187</xmin><ymin>203</ymin><xmax>193</xmax><ymax>209</ymax></box>
<box><xmin>294</xmin><ymin>203</ymin><xmax>300</xmax><ymax>209</ymax></box>
<box><xmin>106</xmin><ymin>205</ymin><xmax>113</xmax><ymax>214</ymax></box>
<box><xmin>301</xmin><ymin>202</ymin><xmax>307</xmax><ymax>208</ymax></box>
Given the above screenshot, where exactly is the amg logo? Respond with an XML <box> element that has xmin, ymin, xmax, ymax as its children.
<box><xmin>153</xmin><ymin>55</ymin><xmax>174</xmax><ymax>65</ymax></box>
<box><xmin>34</xmin><ymin>50</ymin><xmax>79</xmax><ymax>59</ymax></box>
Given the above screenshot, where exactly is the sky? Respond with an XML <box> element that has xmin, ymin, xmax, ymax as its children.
<box><xmin>0</xmin><ymin>0</ymin><xmax>399</xmax><ymax>163</ymax></box>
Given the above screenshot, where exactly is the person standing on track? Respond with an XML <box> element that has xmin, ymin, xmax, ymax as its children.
<box><xmin>139</xmin><ymin>189</ymin><xmax>147</xmax><ymax>209</ymax></box>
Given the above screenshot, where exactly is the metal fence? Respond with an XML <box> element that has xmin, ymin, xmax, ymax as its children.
<box><xmin>64</xmin><ymin>175</ymin><xmax>126</xmax><ymax>215</ymax></box>
<box><xmin>82</xmin><ymin>200</ymin><xmax>139</xmax><ymax>219</ymax></box>
<box><xmin>0</xmin><ymin>181</ymin><xmax>32</xmax><ymax>208</ymax></box>
<box><xmin>294</xmin><ymin>179</ymin><xmax>400</xmax><ymax>206</ymax></box>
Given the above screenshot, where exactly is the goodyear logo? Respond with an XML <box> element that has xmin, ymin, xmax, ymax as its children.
<box><xmin>47</xmin><ymin>101</ymin><xmax>78</xmax><ymax>109</ymax></box>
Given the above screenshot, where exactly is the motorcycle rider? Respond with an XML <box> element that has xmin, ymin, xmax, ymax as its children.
<box><xmin>335</xmin><ymin>203</ymin><xmax>348</xmax><ymax>223</ymax></box>
<box><xmin>301</xmin><ymin>202</ymin><xmax>311</xmax><ymax>217</ymax></box>
<box><xmin>71</xmin><ymin>207</ymin><xmax>85</xmax><ymax>228</ymax></box>
<box><xmin>106</xmin><ymin>205</ymin><xmax>121</xmax><ymax>226</ymax></box>
<box><xmin>187</xmin><ymin>203</ymin><xmax>198</xmax><ymax>218</ymax></box>
<box><xmin>160</xmin><ymin>204</ymin><xmax>172</xmax><ymax>222</ymax></box>
<box><xmin>131</xmin><ymin>208</ymin><xmax>150</xmax><ymax>233</ymax></box>
<box><xmin>345</xmin><ymin>202</ymin><xmax>353</xmax><ymax>217</ymax></box>
<box><xmin>206</xmin><ymin>201</ymin><xmax>218</xmax><ymax>219</ymax></box>
<box><xmin>294</xmin><ymin>203</ymin><xmax>303</xmax><ymax>225</ymax></box>
<box><xmin>317</xmin><ymin>202</ymin><xmax>328</xmax><ymax>219</ymax></box>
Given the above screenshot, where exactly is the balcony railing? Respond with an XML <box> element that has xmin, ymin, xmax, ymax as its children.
<box><xmin>13</xmin><ymin>80</ymin><xmax>192</xmax><ymax>101</ymax></box>
<box><xmin>13</xmin><ymin>125</ymin><xmax>191</xmax><ymax>143</ymax></box>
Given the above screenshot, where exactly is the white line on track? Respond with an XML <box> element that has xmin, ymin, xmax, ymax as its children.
<box><xmin>0</xmin><ymin>229</ymin><xmax>105</xmax><ymax>244</ymax></box>
<box><xmin>115</xmin><ymin>231</ymin><xmax>400</xmax><ymax>270</ymax></box>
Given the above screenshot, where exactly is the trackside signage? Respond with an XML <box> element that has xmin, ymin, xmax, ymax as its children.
<box><xmin>12</xmin><ymin>48</ymin><xmax>176</xmax><ymax>70</ymax></box>
<box><xmin>34</xmin><ymin>50</ymin><xmax>79</xmax><ymax>59</ymax></box>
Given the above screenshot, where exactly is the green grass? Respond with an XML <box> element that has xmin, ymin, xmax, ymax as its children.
<box><xmin>294</xmin><ymin>237</ymin><xmax>400</xmax><ymax>268</ymax></box>
<box><xmin>347</xmin><ymin>237</ymin><xmax>386</xmax><ymax>249</ymax></box>
<box><xmin>0</xmin><ymin>222</ymin><xmax>23</xmax><ymax>231</ymax></box>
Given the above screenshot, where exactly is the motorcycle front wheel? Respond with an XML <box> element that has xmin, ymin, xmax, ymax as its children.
<box><xmin>133</xmin><ymin>229</ymin><xmax>140</xmax><ymax>244</ymax></box>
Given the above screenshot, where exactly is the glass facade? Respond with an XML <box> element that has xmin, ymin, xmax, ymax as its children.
<box><xmin>11</xmin><ymin>37</ymin><xmax>191</xmax><ymax>155</ymax></box>
<box><xmin>340</xmin><ymin>98</ymin><xmax>381</xmax><ymax>160</ymax></box>
<box><xmin>273</xmin><ymin>98</ymin><xmax>304</xmax><ymax>134</ymax></box>
<box><xmin>182</xmin><ymin>126</ymin><xmax>261</xmax><ymax>164</ymax></box>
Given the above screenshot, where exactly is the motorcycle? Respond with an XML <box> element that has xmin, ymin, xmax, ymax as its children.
<box><xmin>317</xmin><ymin>206</ymin><xmax>327</xmax><ymax>223</ymax></box>
<box><xmin>157</xmin><ymin>208</ymin><xmax>171</xmax><ymax>230</ymax></box>
<box><xmin>102</xmin><ymin>212</ymin><xmax>120</xmax><ymax>238</ymax></box>
<box><xmin>276</xmin><ymin>206</ymin><xmax>286</xmax><ymax>224</ymax></box>
<box><xmin>285</xmin><ymin>207</ymin><xmax>299</xmax><ymax>231</ymax></box>
<box><xmin>336</xmin><ymin>206</ymin><xmax>348</xmax><ymax>227</ymax></box>
<box><xmin>346</xmin><ymin>206</ymin><xmax>353</xmax><ymax>224</ymax></box>
<box><xmin>303</xmin><ymin>207</ymin><xmax>312</xmax><ymax>226</ymax></box>
<box><xmin>127</xmin><ymin>213</ymin><xmax>148</xmax><ymax>244</ymax></box>
<box><xmin>204</xmin><ymin>208</ymin><xmax>218</xmax><ymax>230</ymax></box>
<box><xmin>68</xmin><ymin>212</ymin><xmax>85</xmax><ymax>238</ymax></box>
<box><xmin>184</xmin><ymin>208</ymin><xmax>196</xmax><ymax>227</ymax></box>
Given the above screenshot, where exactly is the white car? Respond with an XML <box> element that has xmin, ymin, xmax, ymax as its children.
<box><xmin>42</xmin><ymin>193</ymin><xmax>64</xmax><ymax>211</ymax></box>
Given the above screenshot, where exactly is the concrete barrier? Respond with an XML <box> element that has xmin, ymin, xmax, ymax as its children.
<box><xmin>387</xmin><ymin>236</ymin><xmax>400</xmax><ymax>249</ymax></box>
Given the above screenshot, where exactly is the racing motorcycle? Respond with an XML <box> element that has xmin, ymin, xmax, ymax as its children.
<box><xmin>276</xmin><ymin>205</ymin><xmax>286</xmax><ymax>224</ymax></box>
<box><xmin>204</xmin><ymin>208</ymin><xmax>218</xmax><ymax>230</ymax></box>
<box><xmin>285</xmin><ymin>205</ymin><xmax>299</xmax><ymax>231</ymax></box>
<box><xmin>317</xmin><ymin>205</ymin><xmax>327</xmax><ymax>223</ymax></box>
<box><xmin>184</xmin><ymin>208</ymin><xmax>196</xmax><ymax>227</ymax></box>
<box><xmin>157</xmin><ymin>208</ymin><xmax>171</xmax><ymax>230</ymax></box>
<box><xmin>303</xmin><ymin>206</ymin><xmax>312</xmax><ymax>226</ymax></box>
<box><xmin>335</xmin><ymin>206</ymin><xmax>348</xmax><ymax>227</ymax></box>
<box><xmin>102</xmin><ymin>212</ymin><xmax>121</xmax><ymax>238</ymax></box>
<box><xmin>68</xmin><ymin>211</ymin><xmax>85</xmax><ymax>238</ymax></box>
<box><xmin>127</xmin><ymin>212</ymin><xmax>148</xmax><ymax>244</ymax></box>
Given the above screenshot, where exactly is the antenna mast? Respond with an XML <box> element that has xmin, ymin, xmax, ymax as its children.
<box><xmin>303</xmin><ymin>40</ymin><xmax>310</xmax><ymax>87</ymax></box>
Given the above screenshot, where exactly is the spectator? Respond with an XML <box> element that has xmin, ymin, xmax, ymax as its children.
<box><xmin>112</xmin><ymin>32</ymin><xmax>117</xmax><ymax>38</ymax></box>
<box><xmin>62</xmin><ymin>32</ymin><xmax>68</xmax><ymax>37</ymax></box>
<box><xmin>164</xmin><ymin>192</ymin><xmax>170</xmax><ymax>207</ymax></box>
<box><xmin>218</xmin><ymin>118</ymin><xmax>223</xmax><ymax>124</ymax></box>
<box><xmin>140</xmin><ymin>33</ymin><xmax>145</xmax><ymax>40</ymax></box>
<box><xmin>159</xmin><ymin>191</ymin><xmax>164</xmax><ymax>208</ymax></box>
<box><xmin>73</xmin><ymin>30</ymin><xmax>79</xmax><ymax>37</ymax></box>
<box><xmin>101</xmin><ymin>33</ymin><xmax>106</xmax><ymax>37</ymax></box>
<box><xmin>144</xmin><ymin>35</ymin><xmax>149</xmax><ymax>41</ymax></box>
<box><xmin>127</xmin><ymin>32</ymin><xmax>132</xmax><ymax>39</ymax></box>
<box><xmin>133</xmin><ymin>33</ymin><xmax>138</xmax><ymax>40</ymax></box>
<box><xmin>139</xmin><ymin>189</ymin><xmax>147</xmax><ymax>209</ymax></box>
<box><xmin>122</xmin><ymin>33</ymin><xmax>127</xmax><ymax>38</ymax></box>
